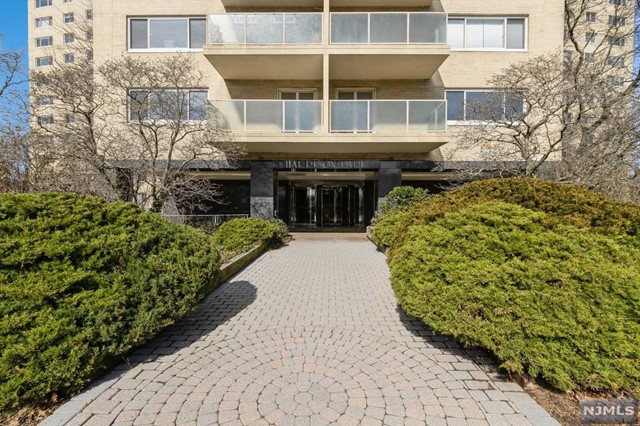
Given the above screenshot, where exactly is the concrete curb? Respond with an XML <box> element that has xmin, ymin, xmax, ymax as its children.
<box><xmin>218</xmin><ymin>240</ymin><xmax>270</xmax><ymax>284</ymax></box>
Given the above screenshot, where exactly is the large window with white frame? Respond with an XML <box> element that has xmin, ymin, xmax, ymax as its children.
<box><xmin>446</xmin><ymin>90</ymin><xmax>525</xmax><ymax>122</ymax></box>
<box><xmin>36</xmin><ymin>17</ymin><xmax>53</xmax><ymax>28</ymax></box>
<box><xmin>36</xmin><ymin>56</ymin><xmax>53</xmax><ymax>67</ymax></box>
<box><xmin>129</xmin><ymin>17</ymin><xmax>206</xmax><ymax>51</ymax></box>
<box><xmin>36</xmin><ymin>36</ymin><xmax>53</xmax><ymax>47</ymax></box>
<box><xmin>128</xmin><ymin>89</ymin><xmax>208</xmax><ymax>122</ymax></box>
<box><xmin>448</xmin><ymin>17</ymin><xmax>527</xmax><ymax>50</ymax></box>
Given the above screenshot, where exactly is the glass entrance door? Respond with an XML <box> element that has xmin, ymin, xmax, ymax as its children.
<box><xmin>319</xmin><ymin>187</ymin><xmax>344</xmax><ymax>227</ymax></box>
<box><xmin>290</xmin><ymin>186</ymin><xmax>317</xmax><ymax>227</ymax></box>
<box><xmin>289</xmin><ymin>183</ymin><xmax>365</xmax><ymax>228</ymax></box>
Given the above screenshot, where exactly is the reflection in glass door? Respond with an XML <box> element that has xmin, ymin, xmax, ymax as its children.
<box><xmin>319</xmin><ymin>187</ymin><xmax>343</xmax><ymax>227</ymax></box>
<box><xmin>291</xmin><ymin>186</ymin><xmax>317</xmax><ymax>226</ymax></box>
<box><xmin>290</xmin><ymin>184</ymin><xmax>365</xmax><ymax>228</ymax></box>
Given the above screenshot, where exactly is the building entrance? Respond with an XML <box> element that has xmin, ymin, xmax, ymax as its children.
<box><xmin>290</xmin><ymin>184</ymin><xmax>364</xmax><ymax>228</ymax></box>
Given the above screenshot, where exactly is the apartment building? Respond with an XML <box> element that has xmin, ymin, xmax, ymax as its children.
<box><xmin>29</xmin><ymin>0</ymin><xmax>570</xmax><ymax>228</ymax></box>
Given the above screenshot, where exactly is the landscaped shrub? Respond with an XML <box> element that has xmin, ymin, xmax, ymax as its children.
<box><xmin>212</xmin><ymin>217</ymin><xmax>288</xmax><ymax>262</ymax></box>
<box><xmin>370</xmin><ymin>211</ymin><xmax>408</xmax><ymax>250</ymax></box>
<box><xmin>377</xmin><ymin>186</ymin><xmax>432</xmax><ymax>216</ymax></box>
<box><xmin>384</xmin><ymin>177</ymin><xmax>640</xmax><ymax>251</ymax></box>
<box><xmin>389</xmin><ymin>201</ymin><xmax>640</xmax><ymax>396</ymax></box>
<box><xmin>0</xmin><ymin>193</ymin><xmax>221</xmax><ymax>414</ymax></box>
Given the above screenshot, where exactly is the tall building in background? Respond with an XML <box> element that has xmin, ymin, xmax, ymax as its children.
<box><xmin>30</xmin><ymin>0</ymin><xmax>632</xmax><ymax>229</ymax></box>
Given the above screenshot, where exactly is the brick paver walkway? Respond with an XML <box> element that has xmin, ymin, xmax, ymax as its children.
<box><xmin>42</xmin><ymin>234</ymin><xmax>559</xmax><ymax>426</ymax></box>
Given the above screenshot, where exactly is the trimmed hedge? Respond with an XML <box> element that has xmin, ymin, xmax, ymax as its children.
<box><xmin>370</xmin><ymin>211</ymin><xmax>409</xmax><ymax>250</ymax></box>
<box><xmin>378</xmin><ymin>178</ymin><xmax>640</xmax><ymax>396</ymax></box>
<box><xmin>213</xmin><ymin>218</ymin><xmax>288</xmax><ymax>262</ymax></box>
<box><xmin>376</xmin><ymin>177</ymin><xmax>640</xmax><ymax>252</ymax></box>
<box><xmin>377</xmin><ymin>186</ymin><xmax>432</xmax><ymax>216</ymax></box>
<box><xmin>0</xmin><ymin>194</ymin><xmax>221</xmax><ymax>413</ymax></box>
<box><xmin>390</xmin><ymin>202</ymin><xmax>640</xmax><ymax>395</ymax></box>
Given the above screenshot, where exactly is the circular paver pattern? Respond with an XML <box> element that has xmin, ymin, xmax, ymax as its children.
<box><xmin>176</xmin><ymin>327</ymin><xmax>471</xmax><ymax>425</ymax></box>
<box><xmin>42</xmin><ymin>235</ymin><xmax>559</xmax><ymax>426</ymax></box>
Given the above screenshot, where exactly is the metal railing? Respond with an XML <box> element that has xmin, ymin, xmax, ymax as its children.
<box><xmin>330</xmin><ymin>100</ymin><xmax>447</xmax><ymax>133</ymax></box>
<box><xmin>211</xmin><ymin>100</ymin><xmax>323</xmax><ymax>133</ymax></box>
<box><xmin>330</xmin><ymin>12</ymin><xmax>447</xmax><ymax>44</ymax></box>
<box><xmin>163</xmin><ymin>214</ymin><xmax>249</xmax><ymax>227</ymax></box>
<box><xmin>208</xmin><ymin>13</ymin><xmax>323</xmax><ymax>45</ymax></box>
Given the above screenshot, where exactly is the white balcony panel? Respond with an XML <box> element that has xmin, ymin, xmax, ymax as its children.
<box><xmin>212</xmin><ymin>100</ymin><xmax>323</xmax><ymax>133</ymax></box>
<box><xmin>208</xmin><ymin>13</ymin><xmax>323</xmax><ymax>45</ymax></box>
<box><xmin>330</xmin><ymin>100</ymin><xmax>446</xmax><ymax>133</ymax></box>
<box><xmin>220</xmin><ymin>0</ymin><xmax>430</xmax><ymax>6</ymax></box>
<box><xmin>330</xmin><ymin>12</ymin><xmax>446</xmax><ymax>44</ymax></box>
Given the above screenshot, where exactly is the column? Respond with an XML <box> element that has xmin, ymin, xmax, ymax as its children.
<box><xmin>323</xmin><ymin>0</ymin><xmax>330</xmax><ymax>134</ymax></box>
<box><xmin>377</xmin><ymin>161</ymin><xmax>402</xmax><ymax>209</ymax></box>
<box><xmin>250</xmin><ymin>161</ymin><xmax>275</xmax><ymax>218</ymax></box>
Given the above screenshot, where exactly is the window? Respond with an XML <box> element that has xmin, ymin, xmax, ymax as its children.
<box><xmin>86</xmin><ymin>50</ymin><xmax>94</xmax><ymax>60</ymax></box>
<box><xmin>278</xmin><ymin>90</ymin><xmax>316</xmax><ymax>100</ymax></box>
<box><xmin>586</xmin><ymin>32</ymin><xmax>596</xmax><ymax>43</ymax></box>
<box><xmin>86</xmin><ymin>31</ymin><xmax>93</xmax><ymax>42</ymax></box>
<box><xmin>37</xmin><ymin>115</ymin><xmax>54</xmax><ymax>125</ymax></box>
<box><xmin>445</xmin><ymin>90</ymin><xmax>525</xmax><ymax>122</ymax></box>
<box><xmin>36</xmin><ymin>36</ymin><xmax>53</xmax><ymax>47</ymax></box>
<box><xmin>585</xmin><ymin>52</ymin><xmax>595</xmax><ymax>63</ymax></box>
<box><xmin>64</xmin><ymin>33</ymin><xmax>74</xmax><ymax>44</ymax></box>
<box><xmin>129</xmin><ymin>17</ymin><xmax>206</xmax><ymax>50</ymax></box>
<box><xmin>608</xmin><ymin>56</ymin><xmax>625</xmax><ymax>67</ymax></box>
<box><xmin>37</xmin><ymin>97</ymin><xmax>53</xmax><ymax>106</ymax></box>
<box><xmin>607</xmin><ymin>36</ymin><xmax>626</xmax><ymax>46</ymax></box>
<box><xmin>608</xmin><ymin>76</ymin><xmax>624</xmax><ymax>86</ymax></box>
<box><xmin>65</xmin><ymin>114</ymin><xmax>76</xmax><ymax>124</ymax></box>
<box><xmin>609</xmin><ymin>15</ymin><xmax>626</xmax><ymax>26</ymax></box>
<box><xmin>586</xmin><ymin>12</ymin><xmax>597</xmax><ymax>22</ymax></box>
<box><xmin>64</xmin><ymin>13</ymin><xmax>74</xmax><ymax>24</ymax></box>
<box><xmin>336</xmin><ymin>90</ymin><xmax>375</xmax><ymax>100</ymax></box>
<box><xmin>564</xmin><ymin>50</ymin><xmax>573</xmax><ymax>62</ymax></box>
<box><xmin>36</xmin><ymin>17</ymin><xmax>53</xmax><ymax>27</ymax></box>
<box><xmin>610</xmin><ymin>0</ymin><xmax>626</xmax><ymax>5</ymax></box>
<box><xmin>447</xmin><ymin>17</ymin><xmax>526</xmax><ymax>50</ymax></box>
<box><xmin>128</xmin><ymin>89</ymin><xmax>208</xmax><ymax>122</ymax></box>
<box><xmin>36</xmin><ymin>56</ymin><xmax>53</xmax><ymax>67</ymax></box>
<box><xmin>86</xmin><ymin>10</ymin><xmax>93</xmax><ymax>20</ymax></box>
<box><xmin>36</xmin><ymin>0</ymin><xmax>52</xmax><ymax>7</ymax></box>
<box><xmin>64</xmin><ymin>53</ymin><xmax>75</xmax><ymax>64</ymax></box>
<box><xmin>64</xmin><ymin>0</ymin><xmax>74</xmax><ymax>3</ymax></box>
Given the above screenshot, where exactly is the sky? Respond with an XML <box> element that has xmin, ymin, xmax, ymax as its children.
<box><xmin>0</xmin><ymin>1</ymin><xmax>28</xmax><ymax>52</ymax></box>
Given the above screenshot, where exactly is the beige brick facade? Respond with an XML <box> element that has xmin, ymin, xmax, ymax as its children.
<box><xmin>25</xmin><ymin>0</ymin><xmax>636</xmax><ymax>224</ymax></box>
<box><xmin>28</xmin><ymin>0</ymin><xmax>572</xmax><ymax>162</ymax></box>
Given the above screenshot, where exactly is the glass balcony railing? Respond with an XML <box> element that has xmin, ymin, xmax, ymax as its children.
<box><xmin>212</xmin><ymin>100</ymin><xmax>323</xmax><ymax>133</ymax></box>
<box><xmin>330</xmin><ymin>100</ymin><xmax>447</xmax><ymax>133</ymax></box>
<box><xmin>330</xmin><ymin>12</ymin><xmax>447</xmax><ymax>44</ymax></box>
<box><xmin>208</xmin><ymin>13</ymin><xmax>323</xmax><ymax>45</ymax></box>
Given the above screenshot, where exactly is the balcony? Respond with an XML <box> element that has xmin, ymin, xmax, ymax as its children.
<box><xmin>204</xmin><ymin>12</ymin><xmax>450</xmax><ymax>80</ymax></box>
<box><xmin>219</xmin><ymin>0</ymin><xmax>432</xmax><ymax>8</ymax></box>
<box><xmin>212</xmin><ymin>100</ymin><xmax>323</xmax><ymax>134</ymax></box>
<box><xmin>329</xmin><ymin>12</ymin><xmax>449</xmax><ymax>79</ymax></box>
<box><xmin>211</xmin><ymin>99</ymin><xmax>448</xmax><ymax>154</ymax></box>
<box><xmin>330</xmin><ymin>100</ymin><xmax>446</xmax><ymax>133</ymax></box>
<box><xmin>204</xmin><ymin>13</ymin><xmax>323</xmax><ymax>79</ymax></box>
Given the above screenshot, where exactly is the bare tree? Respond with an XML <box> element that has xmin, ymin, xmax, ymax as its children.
<box><xmin>30</xmin><ymin>49</ymin><xmax>243</xmax><ymax>211</ymax></box>
<box><xmin>445</xmin><ymin>0</ymin><xmax>640</xmax><ymax>202</ymax></box>
<box><xmin>0</xmin><ymin>35</ymin><xmax>28</xmax><ymax>192</ymax></box>
<box><xmin>98</xmin><ymin>55</ymin><xmax>243</xmax><ymax>212</ymax></box>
